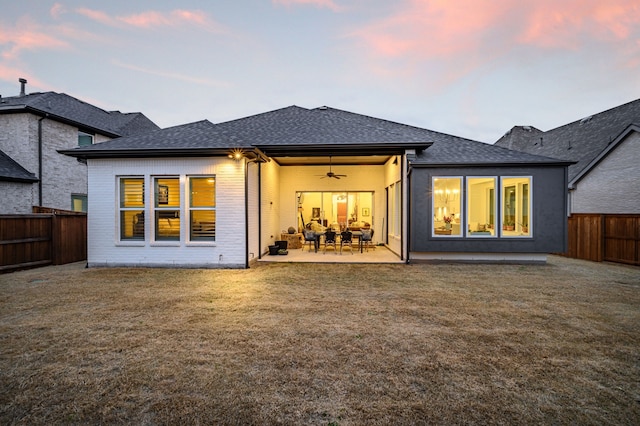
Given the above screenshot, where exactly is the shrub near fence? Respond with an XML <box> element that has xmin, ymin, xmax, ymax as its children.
<box><xmin>567</xmin><ymin>214</ymin><xmax>640</xmax><ymax>266</ymax></box>
<box><xmin>0</xmin><ymin>211</ymin><xmax>87</xmax><ymax>273</ymax></box>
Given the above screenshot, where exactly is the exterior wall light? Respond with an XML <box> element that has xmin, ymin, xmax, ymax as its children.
<box><xmin>228</xmin><ymin>149</ymin><xmax>244</xmax><ymax>161</ymax></box>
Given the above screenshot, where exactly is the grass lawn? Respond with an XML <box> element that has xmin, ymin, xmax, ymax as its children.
<box><xmin>1</xmin><ymin>256</ymin><xmax>639</xmax><ymax>425</ymax></box>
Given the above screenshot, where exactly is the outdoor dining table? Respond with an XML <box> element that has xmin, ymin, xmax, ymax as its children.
<box><xmin>311</xmin><ymin>230</ymin><xmax>364</xmax><ymax>253</ymax></box>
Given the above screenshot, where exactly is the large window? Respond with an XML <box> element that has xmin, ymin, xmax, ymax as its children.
<box><xmin>154</xmin><ymin>177</ymin><xmax>180</xmax><ymax>241</ymax></box>
<box><xmin>119</xmin><ymin>177</ymin><xmax>145</xmax><ymax>240</ymax></box>
<box><xmin>501</xmin><ymin>177</ymin><xmax>531</xmax><ymax>237</ymax></box>
<box><xmin>432</xmin><ymin>176</ymin><xmax>532</xmax><ymax>238</ymax></box>
<box><xmin>433</xmin><ymin>177</ymin><xmax>461</xmax><ymax>236</ymax></box>
<box><xmin>189</xmin><ymin>177</ymin><xmax>216</xmax><ymax>241</ymax></box>
<box><xmin>467</xmin><ymin>177</ymin><xmax>496</xmax><ymax>237</ymax></box>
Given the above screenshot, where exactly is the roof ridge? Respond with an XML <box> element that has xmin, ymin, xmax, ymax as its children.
<box><xmin>543</xmin><ymin>97</ymin><xmax>640</xmax><ymax>133</ymax></box>
<box><xmin>316</xmin><ymin>106</ymin><xmax>484</xmax><ymax>144</ymax></box>
<box><xmin>217</xmin><ymin>105</ymin><xmax>310</xmax><ymax>125</ymax></box>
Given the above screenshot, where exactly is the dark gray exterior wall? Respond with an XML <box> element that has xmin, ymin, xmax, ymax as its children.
<box><xmin>409</xmin><ymin>165</ymin><xmax>569</xmax><ymax>254</ymax></box>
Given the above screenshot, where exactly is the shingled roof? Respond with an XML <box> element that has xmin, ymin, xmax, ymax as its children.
<box><xmin>62</xmin><ymin>105</ymin><xmax>568</xmax><ymax>166</ymax></box>
<box><xmin>0</xmin><ymin>92</ymin><xmax>159</xmax><ymax>137</ymax></box>
<box><xmin>495</xmin><ymin>98</ymin><xmax>640</xmax><ymax>180</ymax></box>
<box><xmin>60</xmin><ymin>120</ymin><xmax>251</xmax><ymax>158</ymax></box>
<box><xmin>0</xmin><ymin>149</ymin><xmax>38</xmax><ymax>182</ymax></box>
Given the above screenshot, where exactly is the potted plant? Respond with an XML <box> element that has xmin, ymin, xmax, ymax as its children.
<box><xmin>443</xmin><ymin>215</ymin><xmax>453</xmax><ymax>230</ymax></box>
<box><xmin>503</xmin><ymin>219</ymin><xmax>515</xmax><ymax>231</ymax></box>
<box><xmin>518</xmin><ymin>220</ymin><xmax>529</xmax><ymax>233</ymax></box>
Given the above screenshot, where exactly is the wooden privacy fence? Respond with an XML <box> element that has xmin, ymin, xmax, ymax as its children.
<box><xmin>567</xmin><ymin>214</ymin><xmax>640</xmax><ymax>266</ymax></box>
<box><xmin>0</xmin><ymin>210</ymin><xmax>87</xmax><ymax>273</ymax></box>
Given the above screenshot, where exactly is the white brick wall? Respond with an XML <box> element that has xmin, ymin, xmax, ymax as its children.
<box><xmin>87</xmin><ymin>157</ymin><xmax>247</xmax><ymax>268</ymax></box>
<box><xmin>571</xmin><ymin>131</ymin><xmax>640</xmax><ymax>214</ymax></box>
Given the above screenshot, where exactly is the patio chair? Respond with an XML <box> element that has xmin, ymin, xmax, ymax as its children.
<box><xmin>361</xmin><ymin>228</ymin><xmax>374</xmax><ymax>252</ymax></box>
<box><xmin>340</xmin><ymin>230</ymin><xmax>354</xmax><ymax>255</ymax></box>
<box><xmin>302</xmin><ymin>229</ymin><xmax>317</xmax><ymax>252</ymax></box>
<box><xmin>323</xmin><ymin>230</ymin><xmax>337</xmax><ymax>254</ymax></box>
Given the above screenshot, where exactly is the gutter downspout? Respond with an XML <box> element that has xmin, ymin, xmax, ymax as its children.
<box><xmin>244</xmin><ymin>157</ymin><xmax>249</xmax><ymax>269</ymax></box>
<box><xmin>258</xmin><ymin>161</ymin><xmax>262</xmax><ymax>260</ymax></box>
<box><xmin>37</xmin><ymin>116</ymin><xmax>47</xmax><ymax>207</ymax></box>
<box><xmin>405</xmin><ymin>155</ymin><xmax>411</xmax><ymax>264</ymax></box>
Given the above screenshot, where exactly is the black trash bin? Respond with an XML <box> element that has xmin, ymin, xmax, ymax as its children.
<box><xmin>268</xmin><ymin>245</ymin><xmax>279</xmax><ymax>255</ymax></box>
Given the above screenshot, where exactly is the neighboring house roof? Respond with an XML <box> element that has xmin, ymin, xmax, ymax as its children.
<box><xmin>495</xmin><ymin>98</ymin><xmax>640</xmax><ymax>180</ymax></box>
<box><xmin>570</xmin><ymin>124</ymin><xmax>640</xmax><ymax>187</ymax></box>
<box><xmin>0</xmin><ymin>149</ymin><xmax>38</xmax><ymax>183</ymax></box>
<box><xmin>0</xmin><ymin>92</ymin><xmax>159</xmax><ymax>137</ymax></box>
<box><xmin>61</xmin><ymin>105</ymin><xmax>570</xmax><ymax>166</ymax></box>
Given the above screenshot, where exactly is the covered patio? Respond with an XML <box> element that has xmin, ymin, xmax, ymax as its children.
<box><xmin>258</xmin><ymin>245</ymin><xmax>403</xmax><ymax>264</ymax></box>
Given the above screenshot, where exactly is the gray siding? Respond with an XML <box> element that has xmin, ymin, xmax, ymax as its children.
<box><xmin>410</xmin><ymin>165</ymin><xmax>569</xmax><ymax>254</ymax></box>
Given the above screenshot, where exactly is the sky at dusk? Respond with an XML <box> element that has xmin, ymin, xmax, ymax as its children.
<box><xmin>1</xmin><ymin>0</ymin><xmax>639</xmax><ymax>143</ymax></box>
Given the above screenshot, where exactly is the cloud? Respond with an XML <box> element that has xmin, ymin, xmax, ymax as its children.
<box><xmin>112</xmin><ymin>60</ymin><xmax>231</xmax><ymax>88</ymax></box>
<box><xmin>75</xmin><ymin>8</ymin><xmax>117</xmax><ymax>26</ymax></box>
<box><xmin>273</xmin><ymin>0</ymin><xmax>344</xmax><ymax>12</ymax></box>
<box><xmin>75</xmin><ymin>8</ymin><xmax>225</xmax><ymax>32</ymax></box>
<box><xmin>348</xmin><ymin>0</ymin><xmax>640</xmax><ymax>72</ymax></box>
<box><xmin>0</xmin><ymin>18</ymin><xmax>69</xmax><ymax>59</ymax></box>
<box><xmin>50</xmin><ymin>3</ymin><xmax>65</xmax><ymax>19</ymax></box>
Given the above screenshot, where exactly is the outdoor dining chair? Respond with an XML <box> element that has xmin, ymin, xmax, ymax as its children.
<box><xmin>340</xmin><ymin>230</ymin><xmax>354</xmax><ymax>254</ymax></box>
<box><xmin>323</xmin><ymin>230</ymin><xmax>338</xmax><ymax>254</ymax></box>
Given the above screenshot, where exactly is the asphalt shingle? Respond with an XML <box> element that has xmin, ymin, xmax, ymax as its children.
<box><xmin>0</xmin><ymin>150</ymin><xmax>38</xmax><ymax>182</ymax></box>
<box><xmin>495</xmin><ymin>98</ymin><xmax>640</xmax><ymax>180</ymax></box>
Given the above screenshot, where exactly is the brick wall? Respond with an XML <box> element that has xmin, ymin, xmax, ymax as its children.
<box><xmin>571</xmin><ymin>131</ymin><xmax>640</xmax><ymax>214</ymax></box>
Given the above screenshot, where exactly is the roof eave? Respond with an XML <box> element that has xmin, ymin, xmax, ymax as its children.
<box><xmin>410</xmin><ymin>160</ymin><xmax>575</xmax><ymax>168</ymax></box>
<box><xmin>254</xmin><ymin>142</ymin><xmax>432</xmax><ymax>157</ymax></box>
<box><xmin>59</xmin><ymin>147</ymin><xmax>262</xmax><ymax>160</ymax></box>
<box><xmin>0</xmin><ymin>105</ymin><xmax>122</xmax><ymax>138</ymax></box>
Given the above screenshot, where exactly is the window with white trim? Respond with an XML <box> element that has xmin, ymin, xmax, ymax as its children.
<box><xmin>189</xmin><ymin>176</ymin><xmax>216</xmax><ymax>241</ymax></box>
<box><xmin>154</xmin><ymin>177</ymin><xmax>180</xmax><ymax>241</ymax></box>
<box><xmin>501</xmin><ymin>177</ymin><xmax>531</xmax><ymax>237</ymax></box>
<box><xmin>119</xmin><ymin>177</ymin><xmax>145</xmax><ymax>240</ymax></box>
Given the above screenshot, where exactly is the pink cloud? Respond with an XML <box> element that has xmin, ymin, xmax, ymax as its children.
<box><xmin>50</xmin><ymin>3</ymin><xmax>65</xmax><ymax>19</ymax></box>
<box><xmin>75</xmin><ymin>8</ymin><xmax>118</xmax><ymax>26</ymax></box>
<box><xmin>0</xmin><ymin>18</ymin><xmax>69</xmax><ymax>60</ymax></box>
<box><xmin>75</xmin><ymin>8</ymin><xmax>224</xmax><ymax>32</ymax></box>
<box><xmin>351</xmin><ymin>0</ymin><xmax>640</xmax><ymax>56</ymax></box>
<box><xmin>348</xmin><ymin>0</ymin><xmax>640</xmax><ymax>80</ymax></box>
<box><xmin>273</xmin><ymin>0</ymin><xmax>343</xmax><ymax>12</ymax></box>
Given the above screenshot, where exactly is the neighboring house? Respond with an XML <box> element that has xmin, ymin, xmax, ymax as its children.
<box><xmin>0</xmin><ymin>79</ymin><xmax>159</xmax><ymax>214</ymax></box>
<box><xmin>495</xmin><ymin>98</ymin><xmax>640</xmax><ymax>214</ymax></box>
<box><xmin>62</xmin><ymin>105</ymin><xmax>571</xmax><ymax>268</ymax></box>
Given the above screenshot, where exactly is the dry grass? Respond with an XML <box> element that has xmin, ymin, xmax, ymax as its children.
<box><xmin>1</xmin><ymin>256</ymin><xmax>639</xmax><ymax>425</ymax></box>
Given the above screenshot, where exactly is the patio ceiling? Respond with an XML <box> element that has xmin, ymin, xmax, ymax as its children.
<box><xmin>272</xmin><ymin>155</ymin><xmax>394</xmax><ymax>166</ymax></box>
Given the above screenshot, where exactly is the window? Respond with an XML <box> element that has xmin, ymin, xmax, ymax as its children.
<box><xmin>467</xmin><ymin>177</ymin><xmax>496</xmax><ymax>237</ymax></box>
<box><xmin>78</xmin><ymin>131</ymin><xmax>94</xmax><ymax>146</ymax></box>
<box><xmin>154</xmin><ymin>177</ymin><xmax>180</xmax><ymax>241</ymax></box>
<box><xmin>433</xmin><ymin>177</ymin><xmax>461</xmax><ymax>236</ymax></box>
<box><xmin>71</xmin><ymin>194</ymin><xmax>87</xmax><ymax>212</ymax></box>
<box><xmin>189</xmin><ymin>177</ymin><xmax>216</xmax><ymax>241</ymax></box>
<box><xmin>501</xmin><ymin>177</ymin><xmax>531</xmax><ymax>237</ymax></box>
<box><xmin>432</xmin><ymin>176</ymin><xmax>532</xmax><ymax>239</ymax></box>
<box><xmin>119</xmin><ymin>177</ymin><xmax>145</xmax><ymax>240</ymax></box>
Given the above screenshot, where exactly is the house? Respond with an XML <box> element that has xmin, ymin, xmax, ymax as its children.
<box><xmin>0</xmin><ymin>78</ymin><xmax>159</xmax><ymax>214</ymax></box>
<box><xmin>61</xmin><ymin>105</ymin><xmax>571</xmax><ymax>268</ymax></box>
<box><xmin>495</xmin><ymin>98</ymin><xmax>640</xmax><ymax>214</ymax></box>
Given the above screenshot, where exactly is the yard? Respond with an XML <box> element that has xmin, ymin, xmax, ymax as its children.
<box><xmin>1</xmin><ymin>256</ymin><xmax>639</xmax><ymax>425</ymax></box>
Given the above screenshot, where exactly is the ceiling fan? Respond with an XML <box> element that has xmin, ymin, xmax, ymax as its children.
<box><xmin>318</xmin><ymin>156</ymin><xmax>347</xmax><ymax>179</ymax></box>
